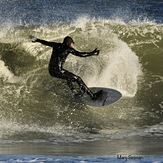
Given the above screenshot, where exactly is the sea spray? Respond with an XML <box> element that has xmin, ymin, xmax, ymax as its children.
<box><xmin>0</xmin><ymin>60</ymin><xmax>14</xmax><ymax>82</ymax></box>
<box><xmin>90</xmin><ymin>37</ymin><xmax>142</xmax><ymax>97</ymax></box>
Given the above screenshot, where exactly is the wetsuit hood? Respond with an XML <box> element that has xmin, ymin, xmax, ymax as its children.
<box><xmin>63</xmin><ymin>36</ymin><xmax>74</xmax><ymax>47</ymax></box>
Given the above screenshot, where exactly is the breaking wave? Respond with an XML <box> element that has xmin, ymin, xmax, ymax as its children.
<box><xmin>0</xmin><ymin>17</ymin><xmax>162</xmax><ymax>141</ymax></box>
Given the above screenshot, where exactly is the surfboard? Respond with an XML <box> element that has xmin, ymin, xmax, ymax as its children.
<box><xmin>80</xmin><ymin>87</ymin><xmax>122</xmax><ymax>107</ymax></box>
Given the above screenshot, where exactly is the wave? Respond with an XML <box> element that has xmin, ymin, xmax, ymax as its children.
<box><xmin>0</xmin><ymin>17</ymin><xmax>145</xmax><ymax>93</ymax></box>
<box><xmin>0</xmin><ymin>17</ymin><xmax>162</xmax><ymax>138</ymax></box>
<box><xmin>0</xmin><ymin>119</ymin><xmax>163</xmax><ymax>143</ymax></box>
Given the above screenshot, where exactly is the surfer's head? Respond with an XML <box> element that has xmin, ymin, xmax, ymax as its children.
<box><xmin>63</xmin><ymin>36</ymin><xmax>74</xmax><ymax>48</ymax></box>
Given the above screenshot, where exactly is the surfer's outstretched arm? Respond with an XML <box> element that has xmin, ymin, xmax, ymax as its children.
<box><xmin>71</xmin><ymin>48</ymin><xmax>100</xmax><ymax>57</ymax></box>
<box><xmin>30</xmin><ymin>35</ymin><xmax>54</xmax><ymax>47</ymax></box>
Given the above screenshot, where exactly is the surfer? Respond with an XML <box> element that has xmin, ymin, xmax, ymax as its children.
<box><xmin>30</xmin><ymin>36</ymin><xmax>103</xmax><ymax>100</ymax></box>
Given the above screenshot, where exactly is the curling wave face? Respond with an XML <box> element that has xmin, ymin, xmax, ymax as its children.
<box><xmin>0</xmin><ymin>17</ymin><xmax>162</xmax><ymax>141</ymax></box>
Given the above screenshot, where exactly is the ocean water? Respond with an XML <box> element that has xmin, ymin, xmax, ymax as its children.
<box><xmin>0</xmin><ymin>0</ymin><xmax>163</xmax><ymax>162</ymax></box>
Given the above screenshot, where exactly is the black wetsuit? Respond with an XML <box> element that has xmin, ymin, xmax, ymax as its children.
<box><xmin>35</xmin><ymin>37</ymin><xmax>98</xmax><ymax>98</ymax></box>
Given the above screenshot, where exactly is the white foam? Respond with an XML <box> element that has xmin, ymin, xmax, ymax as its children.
<box><xmin>72</xmin><ymin>15</ymin><xmax>94</xmax><ymax>30</ymax></box>
<box><xmin>0</xmin><ymin>22</ymin><xmax>14</xmax><ymax>39</ymax></box>
<box><xmin>94</xmin><ymin>38</ymin><xmax>142</xmax><ymax>97</ymax></box>
<box><xmin>0</xmin><ymin>60</ymin><xmax>14</xmax><ymax>81</ymax></box>
<box><xmin>0</xmin><ymin>119</ymin><xmax>76</xmax><ymax>140</ymax></box>
<box><xmin>0</xmin><ymin>60</ymin><xmax>22</xmax><ymax>83</ymax></box>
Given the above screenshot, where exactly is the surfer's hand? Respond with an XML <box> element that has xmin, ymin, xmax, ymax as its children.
<box><xmin>29</xmin><ymin>35</ymin><xmax>38</xmax><ymax>43</ymax></box>
<box><xmin>91</xmin><ymin>48</ymin><xmax>100</xmax><ymax>56</ymax></box>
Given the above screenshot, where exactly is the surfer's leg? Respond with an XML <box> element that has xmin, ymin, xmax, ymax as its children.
<box><xmin>75</xmin><ymin>77</ymin><xmax>94</xmax><ymax>97</ymax></box>
<box><xmin>63</xmin><ymin>70</ymin><xmax>95</xmax><ymax>98</ymax></box>
<box><xmin>76</xmin><ymin>77</ymin><xmax>103</xmax><ymax>99</ymax></box>
<box><xmin>67</xmin><ymin>78</ymin><xmax>83</xmax><ymax>96</ymax></box>
<box><xmin>49</xmin><ymin>69</ymin><xmax>75</xmax><ymax>93</ymax></box>
<box><xmin>50</xmin><ymin>69</ymin><xmax>103</xmax><ymax>99</ymax></box>
<box><xmin>66</xmin><ymin>78</ymin><xmax>76</xmax><ymax>93</ymax></box>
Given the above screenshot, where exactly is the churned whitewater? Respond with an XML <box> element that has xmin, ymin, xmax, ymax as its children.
<box><xmin>0</xmin><ymin>0</ymin><xmax>163</xmax><ymax>161</ymax></box>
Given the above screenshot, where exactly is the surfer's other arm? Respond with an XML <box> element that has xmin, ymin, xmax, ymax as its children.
<box><xmin>30</xmin><ymin>35</ymin><xmax>54</xmax><ymax>47</ymax></box>
<box><xmin>71</xmin><ymin>48</ymin><xmax>100</xmax><ymax>57</ymax></box>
